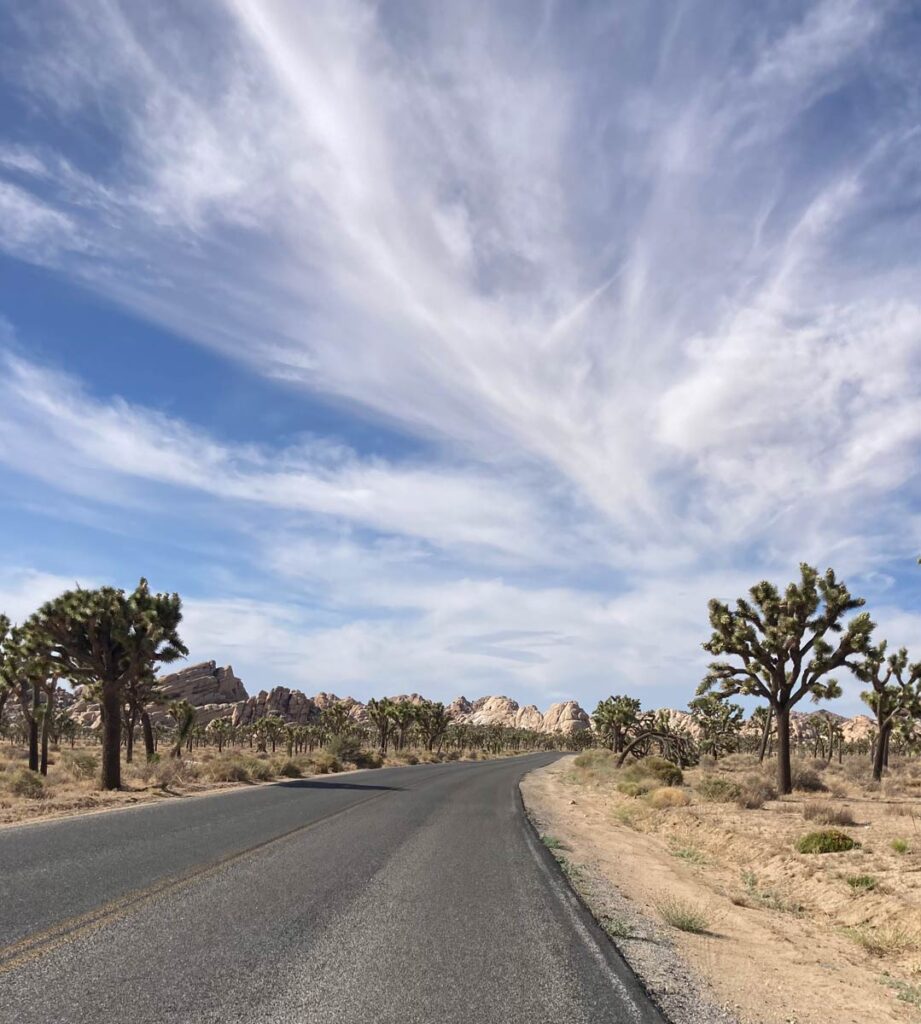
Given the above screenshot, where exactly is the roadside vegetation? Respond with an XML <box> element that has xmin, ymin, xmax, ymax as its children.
<box><xmin>0</xmin><ymin>578</ymin><xmax>581</xmax><ymax>824</ymax></box>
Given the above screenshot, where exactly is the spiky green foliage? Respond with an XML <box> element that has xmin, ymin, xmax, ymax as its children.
<box><xmin>688</xmin><ymin>693</ymin><xmax>744</xmax><ymax>759</ymax></box>
<box><xmin>699</xmin><ymin>564</ymin><xmax>874</xmax><ymax>793</ymax></box>
<box><xmin>26</xmin><ymin>578</ymin><xmax>187</xmax><ymax>789</ymax></box>
<box><xmin>592</xmin><ymin>695</ymin><xmax>641</xmax><ymax>753</ymax></box>
<box><xmin>854</xmin><ymin>640</ymin><xmax>921</xmax><ymax>782</ymax></box>
<box><xmin>416</xmin><ymin>700</ymin><xmax>451</xmax><ymax>752</ymax></box>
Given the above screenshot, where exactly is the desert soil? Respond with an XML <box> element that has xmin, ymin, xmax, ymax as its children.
<box><xmin>522</xmin><ymin>758</ymin><xmax>921</xmax><ymax>1024</ymax></box>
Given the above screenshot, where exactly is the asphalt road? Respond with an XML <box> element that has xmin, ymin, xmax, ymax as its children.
<box><xmin>0</xmin><ymin>754</ymin><xmax>663</xmax><ymax>1023</ymax></box>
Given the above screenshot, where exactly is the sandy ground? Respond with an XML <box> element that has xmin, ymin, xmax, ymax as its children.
<box><xmin>522</xmin><ymin>757</ymin><xmax>921</xmax><ymax>1024</ymax></box>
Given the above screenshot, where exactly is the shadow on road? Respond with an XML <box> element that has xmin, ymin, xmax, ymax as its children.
<box><xmin>276</xmin><ymin>779</ymin><xmax>402</xmax><ymax>791</ymax></box>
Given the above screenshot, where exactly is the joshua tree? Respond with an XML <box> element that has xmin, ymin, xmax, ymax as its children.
<box><xmin>417</xmin><ymin>700</ymin><xmax>451</xmax><ymax>752</ymax></box>
<box><xmin>168</xmin><ymin>699</ymin><xmax>196</xmax><ymax>758</ymax></box>
<box><xmin>207</xmin><ymin>717</ymin><xmax>232</xmax><ymax>753</ymax></box>
<box><xmin>389</xmin><ymin>700</ymin><xmax>418</xmax><ymax>751</ymax></box>
<box><xmin>698</xmin><ymin>564</ymin><xmax>873</xmax><ymax>794</ymax></box>
<box><xmin>26</xmin><ymin>579</ymin><xmax>186</xmax><ymax>789</ymax></box>
<box><xmin>688</xmin><ymin>694</ymin><xmax>743</xmax><ymax>760</ymax></box>
<box><xmin>592</xmin><ymin>695</ymin><xmax>641</xmax><ymax>753</ymax></box>
<box><xmin>321</xmin><ymin>702</ymin><xmax>352</xmax><ymax>738</ymax></box>
<box><xmin>750</xmin><ymin>706</ymin><xmax>774</xmax><ymax>762</ymax></box>
<box><xmin>366</xmin><ymin>698</ymin><xmax>395</xmax><ymax>754</ymax></box>
<box><xmin>854</xmin><ymin>641</ymin><xmax>921</xmax><ymax>782</ymax></box>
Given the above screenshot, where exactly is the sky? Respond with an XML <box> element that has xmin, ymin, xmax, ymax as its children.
<box><xmin>0</xmin><ymin>0</ymin><xmax>920</xmax><ymax>715</ymax></box>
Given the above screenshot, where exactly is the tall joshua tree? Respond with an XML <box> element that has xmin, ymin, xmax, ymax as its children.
<box><xmin>168</xmin><ymin>699</ymin><xmax>196</xmax><ymax>758</ymax></box>
<box><xmin>27</xmin><ymin>579</ymin><xmax>187</xmax><ymax>789</ymax></box>
<box><xmin>592</xmin><ymin>695</ymin><xmax>641</xmax><ymax>753</ymax></box>
<box><xmin>698</xmin><ymin>564</ymin><xmax>873</xmax><ymax>794</ymax></box>
<box><xmin>854</xmin><ymin>641</ymin><xmax>921</xmax><ymax>782</ymax></box>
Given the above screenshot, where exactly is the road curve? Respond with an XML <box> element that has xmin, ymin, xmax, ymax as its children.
<box><xmin>0</xmin><ymin>754</ymin><xmax>663</xmax><ymax>1023</ymax></box>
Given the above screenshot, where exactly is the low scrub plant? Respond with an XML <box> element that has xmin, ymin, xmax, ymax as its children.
<box><xmin>891</xmin><ymin>838</ymin><xmax>910</xmax><ymax>855</ymax></box>
<box><xmin>847</xmin><ymin>924</ymin><xmax>918</xmax><ymax>958</ymax></box>
<box><xmin>736</xmin><ymin>774</ymin><xmax>776</xmax><ymax>809</ymax></box>
<box><xmin>275</xmin><ymin>758</ymin><xmax>303</xmax><ymax>779</ymax></box>
<box><xmin>573</xmin><ymin>749</ymin><xmax>615</xmax><ymax>769</ymax></box>
<box><xmin>310</xmin><ymin>751</ymin><xmax>342</xmax><ymax>775</ymax></box>
<box><xmin>803</xmin><ymin>800</ymin><xmax>855</xmax><ymax>826</ymax></box>
<box><xmin>245</xmin><ymin>758</ymin><xmax>275</xmax><ymax>782</ymax></box>
<box><xmin>641</xmin><ymin>756</ymin><xmax>684</xmax><ymax>787</ymax></box>
<box><xmin>795</xmin><ymin>829</ymin><xmax>859</xmax><ymax>854</ymax></box>
<box><xmin>696</xmin><ymin>775</ymin><xmax>742</xmax><ymax>803</ymax></box>
<box><xmin>656</xmin><ymin>894</ymin><xmax>710</xmax><ymax>934</ymax></box>
<box><xmin>671</xmin><ymin>844</ymin><xmax>707</xmax><ymax>865</ymax></box>
<box><xmin>791</xmin><ymin>762</ymin><xmax>827</xmax><ymax>793</ymax></box>
<box><xmin>7</xmin><ymin>768</ymin><xmax>46</xmax><ymax>799</ymax></box>
<box><xmin>203</xmin><ymin>756</ymin><xmax>251</xmax><ymax>783</ymax></box>
<box><xmin>60</xmin><ymin>749</ymin><xmax>98</xmax><ymax>781</ymax></box>
<box><xmin>846</xmin><ymin>874</ymin><xmax>878</xmax><ymax>892</ymax></box>
<box><xmin>646</xmin><ymin>786</ymin><xmax>691</xmax><ymax>809</ymax></box>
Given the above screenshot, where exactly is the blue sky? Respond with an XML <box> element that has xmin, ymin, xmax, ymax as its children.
<box><xmin>1</xmin><ymin>0</ymin><xmax>920</xmax><ymax>714</ymax></box>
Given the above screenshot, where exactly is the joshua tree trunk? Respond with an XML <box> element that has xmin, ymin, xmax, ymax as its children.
<box><xmin>141</xmin><ymin>711</ymin><xmax>156</xmax><ymax>761</ymax></box>
<box><xmin>26</xmin><ymin>681</ymin><xmax>40</xmax><ymax>772</ymax></box>
<box><xmin>39</xmin><ymin>709</ymin><xmax>51</xmax><ymax>775</ymax></box>
<box><xmin>872</xmin><ymin>723</ymin><xmax>889</xmax><ymax>782</ymax></box>
<box><xmin>775</xmin><ymin>705</ymin><xmax>792</xmax><ymax>795</ymax></box>
<box><xmin>100</xmin><ymin>687</ymin><xmax>122</xmax><ymax>790</ymax></box>
<box><xmin>758</xmin><ymin>707</ymin><xmax>773</xmax><ymax>764</ymax></box>
<box><xmin>125</xmin><ymin>708</ymin><xmax>137</xmax><ymax>764</ymax></box>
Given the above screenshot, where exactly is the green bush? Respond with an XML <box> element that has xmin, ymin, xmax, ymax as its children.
<box><xmin>641</xmin><ymin>756</ymin><xmax>684</xmax><ymax>786</ymax></box>
<box><xmin>617</xmin><ymin>778</ymin><xmax>656</xmax><ymax>798</ymax></box>
<box><xmin>656</xmin><ymin>894</ymin><xmax>710</xmax><ymax>933</ymax></box>
<box><xmin>8</xmin><ymin>768</ymin><xmax>46</xmax><ymax>799</ymax></box>
<box><xmin>696</xmin><ymin>775</ymin><xmax>742</xmax><ymax>803</ymax></box>
<box><xmin>795</xmin><ymin>829</ymin><xmax>859</xmax><ymax>854</ymax></box>
<box><xmin>326</xmin><ymin>733</ymin><xmax>362</xmax><ymax>763</ymax></box>
<box><xmin>892</xmin><ymin>838</ymin><xmax>910</xmax><ymax>855</ymax></box>
<box><xmin>246</xmin><ymin>759</ymin><xmax>275</xmax><ymax>782</ymax></box>
<box><xmin>846</xmin><ymin>874</ymin><xmax>877</xmax><ymax>892</ymax></box>
<box><xmin>61</xmin><ymin>749</ymin><xmax>98</xmax><ymax>780</ymax></box>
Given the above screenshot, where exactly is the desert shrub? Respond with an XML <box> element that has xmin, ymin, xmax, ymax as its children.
<box><xmin>203</xmin><ymin>757</ymin><xmax>251</xmax><ymax>783</ymax></box>
<box><xmin>326</xmin><ymin>734</ymin><xmax>363</xmax><ymax>763</ymax></box>
<box><xmin>574</xmin><ymin>749</ymin><xmax>616</xmax><ymax>769</ymax></box>
<box><xmin>246</xmin><ymin>758</ymin><xmax>275</xmax><ymax>782</ymax></box>
<box><xmin>445</xmin><ymin>750</ymin><xmax>460</xmax><ymax>761</ymax></box>
<box><xmin>736</xmin><ymin>774</ymin><xmax>776</xmax><ymax>809</ymax></box>
<box><xmin>846</xmin><ymin>874</ymin><xmax>878</xmax><ymax>892</ymax></box>
<box><xmin>892</xmin><ymin>838</ymin><xmax>910</xmax><ymax>855</ymax></box>
<box><xmin>60</xmin><ymin>749</ymin><xmax>98</xmax><ymax>781</ymax></box>
<box><xmin>351</xmin><ymin>748</ymin><xmax>383</xmax><ymax>769</ymax></box>
<box><xmin>641</xmin><ymin>756</ymin><xmax>684</xmax><ymax>787</ymax></box>
<box><xmin>803</xmin><ymin>801</ymin><xmax>855</xmax><ymax>826</ymax></box>
<box><xmin>7</xmin><ymin>768</ymin><xmax>46</xmax><ymax>799</ymax></box>
<box><xmin>275</xmin><ymin>758</ymin><xmax>303</xmax><ymax>779</ymax></box>
<box><xmin>311</xmin><ymin>751</ymin><xmax>342</xmax><ymax>775</ymax></box>
<box><xmin>696</xmin><ymin>775</ymin><xmax>742</xmax><ymax>803</ymax></box>
<box><xmin>647</xmin><ymin>786</ymin><xmax>691</xmax><ymax>809</ymax></box>
<box><xmin>847</xmin><ymin>924</ymin><xmax>918</xmax><ymax>957</ymax></box>
<box><xmin>718</xmin><ymin>752</ymin><xmax>759</xmax><ymax>771</ymax></box>
<box><xmin>656</xmin><ymin>895</ymin><xmax>710</xmax><ymax>933</ymax></box>
<box><xmin>795</xmin><ymin>829</ymin><xmax>859</xmax><ymax>854</ymax></box>
<box><xmin>617</xmin><ymin>778</ymin><xmax>655</xmax><ymax>798</ymax></box>
<box><xmin>791</xmin><ymin>762</ymin><xmax>827</xmax><ymax>793</ymax></box>
<box><xmin>150</xmin><ymin>759</ymin><xmax>185</xmax><ymax>789</ymax></box>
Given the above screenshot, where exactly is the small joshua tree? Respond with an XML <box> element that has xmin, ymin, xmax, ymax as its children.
<box><xmin>688</xmin><ymin>694</ymin><xmax>744</xmax><ymax>760</ymax></box>
<box><xmin>854</xmin><ymin>641</ymin><xmax>921</xmax><ymax>782</ymax></box>
<box><xmin>699</xmin><ymin>564</ymin><xmax>873</xmax><ymax>794</ymax></box>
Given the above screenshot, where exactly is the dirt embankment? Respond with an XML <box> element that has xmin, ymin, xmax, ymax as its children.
<box><xmin>522</xmin><ymin>754</ymin><xmax>921</xmax><ymax>1024</ymax></box>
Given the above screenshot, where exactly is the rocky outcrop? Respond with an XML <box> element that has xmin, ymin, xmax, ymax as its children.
<box><xmin>541</xmin><ymin>700</ymin><xmax>591</xmax><ymax>735</ymax></box>
<box><xmin>159</xmin><ymin>661</ymin><xmax>247</xmax><ymax>707</ymax></box>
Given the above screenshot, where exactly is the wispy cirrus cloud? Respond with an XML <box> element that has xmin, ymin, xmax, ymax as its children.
<box><xmin>0</xmin><ymin>0</ymin><xmax>919</xmax><ymax>709</ymax></box>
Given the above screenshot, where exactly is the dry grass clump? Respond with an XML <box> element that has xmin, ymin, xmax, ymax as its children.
<box><xmin>202</xmin><ymin>755</ymin><xmax>253</xmax><ymax>783</ymax></box>
<box><xmin>847</xmin><ymin>924</ymin><xmax>919</xmax><ymax>958</ymax></box>
<box><xmin>646</xmin><ymin>786</ymin><xmax>691</xmax><ymax>809</ymax></box>
<box><xmin>891</xmin><ymin>838</ymin><xmax>910</xmax><ymax>855</ymax></box>
<box><xmin>656</xmin><ymin>894</ymin><xmax>711</xmax><ymax>934</ymax></box>
<box><xmin>790</xmin><ymin>761</ymin><xmax>827</xmax><ymax>793</ymax></box>
<box><xmin>310</xmin><ymin>750</ymin><xmax>342</xmax><ymax>775</ymax></box>
<box><xmin>696</xmin><ymin>775</ymin><xmax>742</xmax><ymax>803</ymax></box>
<box><xmin>6</xmin><ymin>768</ymin><xmax>47</xmax><ymax>799</ymax></box>
<box><xmin>735</xmin><ymin>774</ymin><xmax>776</xmax><ymax>809</ymax></box>
<box><xmin>803</xmin><ymin>800</ymin><xmax>856</xmax><ymax>826</ymax></box>
<box><xmin>846</xmin><ymin>874</ymin><xmax>878</xmax><ymax>892</ymax></box>
<box><xmin>60</xmin><ymin>749</ymin><xmax>98</xmax><ymax>781</ymax></box>
<box><xmin>573</xmin><ymin>748</ymin><xmax>615</xmax><ymax>770</ymax></box>
<box><xmin>795</xmin><ymin>829</ymin><xmax>859</xmax><ymax>854</ymax></box>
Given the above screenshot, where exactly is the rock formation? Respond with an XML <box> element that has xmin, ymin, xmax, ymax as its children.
<box><xmin>159</xmin><ymin>661</ymin><xmax>247</xmax><ymax>707</ymax></box>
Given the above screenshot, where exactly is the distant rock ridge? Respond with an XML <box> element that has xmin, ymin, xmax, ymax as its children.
<box><xmin>65</xmin><ymin>661</ymin><xmax>878</xmax><ymax>740</ymax></box>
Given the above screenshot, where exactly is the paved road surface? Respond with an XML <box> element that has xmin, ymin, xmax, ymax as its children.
<box><xmin>0</xmin><ymin>754</ymin><xmax>662</xmax><ymax>1023</ymax></box>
